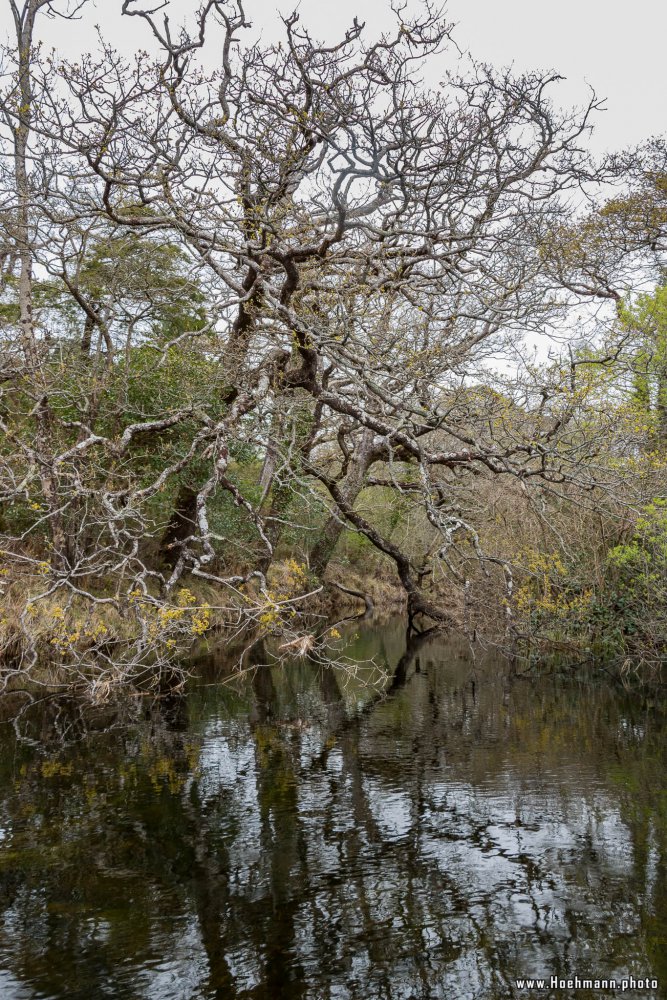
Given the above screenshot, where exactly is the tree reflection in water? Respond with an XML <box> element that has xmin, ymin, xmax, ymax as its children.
<box><xmin>0</xmin><ymin>621</ymin><xmax>665</xmax><ymax>1000</ymax></box>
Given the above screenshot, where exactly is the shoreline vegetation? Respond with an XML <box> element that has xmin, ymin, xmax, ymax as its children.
<box><xmin>2</xmin><ymin>549</ymin><xmax>665</xmax><ymax>699</ymax></box>
<box><xmin>1</xmin><ymin>2</ymin><xmax>666</xmax><ymax>699</ymax></box>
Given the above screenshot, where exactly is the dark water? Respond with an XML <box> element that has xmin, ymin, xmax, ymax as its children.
<box><xmin>0</xmin><ymin>622</ymin><xmax>665</xmax><ymax>1000</ymax></box>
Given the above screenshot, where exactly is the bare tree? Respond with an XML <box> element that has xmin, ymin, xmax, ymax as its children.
<box><xmin>0</xmin><ymin>0</ymin><xmax>655</xmax><ymax>690</ymax></box>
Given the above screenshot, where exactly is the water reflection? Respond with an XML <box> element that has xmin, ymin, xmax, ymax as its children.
<box><xmin>0</xmin><ymin>622</ymin><xmax>665</xmax><ymax>999</ymax></box>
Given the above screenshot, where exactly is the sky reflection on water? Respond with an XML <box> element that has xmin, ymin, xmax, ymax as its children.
<box><xmin>0</xmin><ymin>623</ymin><xmax>665</xmax><ymax>999</ymax></box>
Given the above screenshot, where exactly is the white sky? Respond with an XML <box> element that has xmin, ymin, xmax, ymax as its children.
<box><xmin>5</xmin><ymin>0</ymin><xmax>664</xmax><ymax>157</ymax></box>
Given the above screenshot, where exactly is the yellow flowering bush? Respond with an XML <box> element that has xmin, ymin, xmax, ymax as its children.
<box><xmin>257</xmin><ymin>560</ymin><xmax>310</xmax><ymax>635</ymax></box>
<box><xmin>514</xmin><ymin>547</ymin><xmax>594</xmax><ymax>636</ymax></box>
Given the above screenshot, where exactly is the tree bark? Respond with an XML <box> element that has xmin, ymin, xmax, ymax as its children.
<box><xmin>159</xmin><ymin>483</ymin><xmax>198</xmax><ymax>568</ymax></box>
<box><xmin>309</xmin><ymin>428</ymin><xmax>376</xmax><ymax>580</ymax></box>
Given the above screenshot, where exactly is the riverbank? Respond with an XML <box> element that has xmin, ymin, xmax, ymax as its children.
<box><xmin>0</xmin><ymin>558</ymin><xmax>409</xmax><ymax>697</ymax></box>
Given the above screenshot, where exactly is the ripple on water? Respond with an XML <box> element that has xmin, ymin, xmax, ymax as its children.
<box><xmin>0</xmin><ymin>629</ymin><xmax>664</xmax><ymax>1000</ymax></box>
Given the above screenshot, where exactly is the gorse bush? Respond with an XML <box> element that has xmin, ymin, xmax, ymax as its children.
<box><xmin>602</xmin><ymin>501</ymin><xmax>667</xmax><ymax>665</ymax></box>
<box><xmin>511</xmin><ymin>501</ymin><xmax>667</xmax><ymax>675</ymax></box>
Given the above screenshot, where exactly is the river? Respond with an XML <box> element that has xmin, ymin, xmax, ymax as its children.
<box><xmin>0</xmin><ymin>621</ymin><xmax>665</xmax><ymax>999</ymax></box>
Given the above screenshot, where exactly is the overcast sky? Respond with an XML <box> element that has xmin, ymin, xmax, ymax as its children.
<box><xmin>9</xmin><ymin>0</ymin><xmax>663</xmax><ymax>157</ymax></box>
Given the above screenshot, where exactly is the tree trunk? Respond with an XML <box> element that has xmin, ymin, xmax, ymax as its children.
<box><xmin>257</xmin><ymin>397</ymin><xmax>315</xmax><ymax>573</ymax></box>
<box><xmin>12</xmin><ymin>2</ymin><xmax>69</xmax><ymax>570</ymax></box>
<box><xmin>159</xmin><ymin>483</ymin><xmax>198</xmax><ymax>568</ymax></box>
<box><xmin>309</xmin><ymin>428</ymin><xmax>376</xmax><ymax>580</ymax></box>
